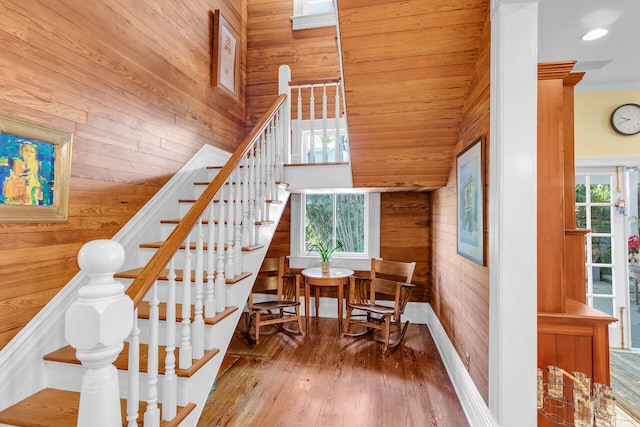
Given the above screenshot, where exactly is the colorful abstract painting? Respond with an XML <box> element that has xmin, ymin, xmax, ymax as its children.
<box><xmin>0</xmin><ymin>132</ymin><xmax>56</xmax><ymax>206</ymax></box>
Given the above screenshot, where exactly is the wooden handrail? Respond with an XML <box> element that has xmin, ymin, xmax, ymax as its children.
<box><xmin>125</xmin><ymin>94</ymin><xmax>287</xmax><ymax>306</ymax></box>
<box><xmin>289</xmin><ymin>78</ymin><xmax>341</xmax><ymax>87</ymax></box>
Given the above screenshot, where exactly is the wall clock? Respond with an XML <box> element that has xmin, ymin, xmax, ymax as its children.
<box><xmin>610</xmin><ymin>103</ymin><xmax>640</xmax><ymax>135</ymax></box>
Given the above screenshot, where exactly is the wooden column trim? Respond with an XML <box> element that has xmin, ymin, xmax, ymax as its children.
<box><xmin>562</xmin><ymin>72</ymin><xmax>585</xmax><ymax>228</ymax></box>
<box><xmin>564</xmin><ymin>228</ymin><xmax>590</xmax><ymax>302</ymax></box>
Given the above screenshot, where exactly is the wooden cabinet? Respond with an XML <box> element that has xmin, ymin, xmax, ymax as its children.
<box><xmin>537</xmin><ymin>62</ymin><xmax>617</xmax><ymax>426</ymax></box>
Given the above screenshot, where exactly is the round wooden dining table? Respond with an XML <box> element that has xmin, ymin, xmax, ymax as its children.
<box><xmin>301</xmin><ymin>267</ymin><xmax>354</xmax><ymax>332</ymax></box>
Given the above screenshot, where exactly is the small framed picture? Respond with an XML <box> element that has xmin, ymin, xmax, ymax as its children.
<box><xmin>212</xmin><ymin>9</ymin><xmax>240</xmax><ymax>97</ymax></box>
<box><xmin>0</xmin><ymin>113</ymin><xmax>73</xmax><ymax>222</ymax></box>
<box><xmin>456</xmin><ymin>136</ymin><xmax>485</xmax><ymax>265</ymax></box>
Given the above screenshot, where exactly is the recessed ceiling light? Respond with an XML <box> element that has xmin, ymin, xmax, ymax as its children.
<box><xmin>582</xmin><ymin>28</ymin><xmax>608</xmax><ymax>41</ymax></box>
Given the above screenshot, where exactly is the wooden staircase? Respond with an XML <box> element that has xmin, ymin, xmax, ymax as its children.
<box><xmin>0</xmin><ymin>175</ymin><xmax>290</xmax><ymax>427</ymax></box>
<box><xmin>0</xmin><ymin>96</ymin><xmax>291</xmax><ymax>426</ymax></box>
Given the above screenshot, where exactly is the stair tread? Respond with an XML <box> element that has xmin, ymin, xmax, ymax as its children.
<box><xmin>0</xmin><ymin>388</ymin><xmax>195</xmax><ymax>427</ymax></box>
<box><xmin>137</xmin><ymin>303</ymin><xmax>238</xmax><ymax>326</ymax></box>
<box><xmin>139</xmin><ymin>241</ymin><xmax>222</xmax><ymax>250</ymax></box>
<box><xmin>160</xmin><ymin>218</ymin><xmax>225</xmax><ymax>224</ymax></box>
<box><xmin>115</xmin><ymin>267</ymin><xmax>251</xmax><ymax>284</ymax></box>
<box><xmin>160</xmin><ymin>218</ymin><xmax>271</xmax><ymax>225</ymax></box>
<box><xmin>138</xmin><ymin>241</ymin><xmax>264</xmax><ymax>252</ymax></box>
<box><xmin>44</xmin><ymin>343</ymin><xmax>220</xmax><ymax>378</ymax></box>
<box><xmin>178</xmin><ymin>198</ymin><xmax>281</xmax><ymax>204</ymax></box>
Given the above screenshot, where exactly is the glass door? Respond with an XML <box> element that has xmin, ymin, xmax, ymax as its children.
<box><xmin>625</xmin><ymin>168</ymin><xmax>639</xmax><ymax>349</ymax></box>
<box><xmin>576</xmin><ymin>167</ymin><xmax>628</xmax><ymax>348</ymax></box>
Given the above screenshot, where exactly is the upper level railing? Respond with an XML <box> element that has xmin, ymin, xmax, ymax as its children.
<box><xmin>278</xmin><ymin>65</ymin><xmax>349</xmax><ymax>165</ymax></box>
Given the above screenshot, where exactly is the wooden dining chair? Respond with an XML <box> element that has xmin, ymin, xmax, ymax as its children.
<box><xmin>342</xmin><ymin>259</ymin><xmax>416</xmax><ymax>353</ymax></box>
<box><xmin>246</xmin><ymin>256</ymin><xmax>305</xmax><ymax>344</ymax></box>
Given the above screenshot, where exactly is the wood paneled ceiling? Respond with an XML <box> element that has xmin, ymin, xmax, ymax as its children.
<box><xmin>337</xmin><ymin>0</ymin><xmax>489</xmax><ymax>190</ymax></box>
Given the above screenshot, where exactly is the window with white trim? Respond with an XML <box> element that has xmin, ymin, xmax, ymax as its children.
<box><xmin>292</xmin><ymin>0</ymin><xmax>336</xmax><ymax>30</ymax></box>
<box><xmin>289</xmin><ymin>192</ymin><xmax>380</xmax><ymax>270</ymax></box>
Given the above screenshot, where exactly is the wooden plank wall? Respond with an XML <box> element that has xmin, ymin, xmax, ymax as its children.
<box><xmin>0</xmin><ymin>0</ymin><xmax>247</xmax><ymax>350</ymax></box>
<box><xmin>430</xmin><ymin>15</ymin><xmax>491</xmax><ymax>401</ymax></box>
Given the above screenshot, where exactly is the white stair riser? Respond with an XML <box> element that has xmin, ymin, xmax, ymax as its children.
<box><xmin>178</xmin><ymin>199</ymin><xmax>274</xmax><ymax>221</ymax></box>
<box><xmin>135</xmin><ymin>314</ymin><xmax>239</xmax><ymax>347</ymax></box>
<box><xmin>158</xmin><ymin>221</ymin><xmax>239</xmax><ymax>242</ymax></box>
<box><xmin>206</xmin><ymin>168</ymin><xmax>221</xmax><ymax>182</ymax></box>
<box><xmin>137</xmin><ymin>247</ymin><xmax>237</xmax><ymax>268</ymax></box>
<box><xmin>117</xmin><ymin>277</ymin><xmax>246</xmax><ymax>306</ymax></box>
<box><xmin>44</xmin><ymin>359</ymin><xmax>202</xmax><ymax>407</ymax></box>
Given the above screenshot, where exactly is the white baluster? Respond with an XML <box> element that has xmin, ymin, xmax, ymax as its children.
<box><xmin>278</xmin><ymin>64</ymin><xmax>292</xmax><ymax>165</ymax></box>
<box><xmin>275</xmin><ymin>110</ymin><xmax>285</xmax><ymax>183</ymax></box>
<box><xmin>234</xmin><ymin>171</ymin><xmax>243</xmax><ymax>276</ymax></box>
<box><xmin>268</xmin><ymin>121</ymin><xmax>277</xmax><ymax>201</ymax></box>
<box><xmin>248</xmin><ymin>151</ymin><xmax>257</xmax><ymax>247</ymax></box>
<box><xmin>254</xmin><ymin>141</ymin><xmax>263</xmax><ymax>223</ymax></box>
<box><xmin>322</xmin><ymin>83</ymin><xmax>328</xmax><ymax>162</ymax></box>
<box><xmin>309</xmin><ymin>85</ymin><xmax>316</xmax><ymax>163</ymax></box>
<box><xmin>205</xmin><ymin>201</ymin><xmax>216</xmax><ymax>318</ymax></box>
<box><xmin>193</xmin><ymin>220</ymin><xmax>205</xmax><ymax>359</ymax></box>
<box><xmin>66</xmin><ymin>240</ymin><xmax>132</xmax><ymax>427</ymax></box>
<box><xmin>126</xmin><ymin>311</ymin><xmax>140</xmax><ymax>427</ymax></box>
<box><xmin>241</xmin><ymin>155</ymin><xmax>250</xmax><ymax>249</ymax></box>
<box><xmin>215</xmin><ymin>189</ymin><xmax>226</xmax><ymax>313</ymax></box>
<box><xmin>265</xmin><ymin>123</ymin><xmax>273</xmax><ymax>202</ymax></box>
<box><xmin>225</xmin><ymin>174</ymin><xmax>235</xmax><ymax>279</ymax></box>
<box><xmin>259</xmin><ymin>135</ymin><xmax>268</xmax><ymax>222</ymax></box>
<box><xmin>163</xmin><ymin>260</ymin><xmax>177</xmax><ymax>421</ymax></box>
<box><xmin>143</xmin><ymin>282</ymin><xmax>160</xmax><ymax>427</ymax></box>
<box><xmin>179</xmin><ymin>237</ymin><xmax>192</xmax><ymax>370</ymax></box>
<box><xmin>296</xmin><ymin>86</ymin><xmax>302</xmax><ymax>163</ymax></box>
<box><xmin>335</xmin><ymin>83</ymin><xmax>342</xmax><ymax>162</ymax></box>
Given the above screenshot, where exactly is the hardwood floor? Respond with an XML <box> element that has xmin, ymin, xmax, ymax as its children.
<box><xmin>197</xmin><ymin>317</ymin><xmax>469</xmax><ymax>427</ymax></box>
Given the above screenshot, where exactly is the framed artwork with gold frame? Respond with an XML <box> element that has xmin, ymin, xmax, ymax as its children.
<box><xmin>212</xmin><ymin>9</ymin><xmax>240</xmax><ymax>97</ymax></box>
<box><xmin>0</xmin><ymin>113</ymin><xmax>73</xmax><ymax>222</ymax></box>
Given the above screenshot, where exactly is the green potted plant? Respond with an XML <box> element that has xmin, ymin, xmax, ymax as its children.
<box><xmin>308</xmin><ymin>238</ymin><xmax>343</xmax><ymax>273</ymax></box>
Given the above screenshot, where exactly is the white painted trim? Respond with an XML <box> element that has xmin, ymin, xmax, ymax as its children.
<box><xmin>0</xmin><ymin>144</ymin><xmax>231</xmax><ymax>411</ymax></box>
<box><xmin>284</xmin><ymin>164</ymin><xmax>353</xmax><ymax>191</ymax></box>
<box><xmin>489</xmin><ymin>1</ymin><xmax>538</xmax><ymax>426</ymax></box>
<box><xmin>291</xmin><ymin>12</ymin><xmax>336</xmax><ymax>30</ymax></box>
<box><xmin>425</xmin><ymin>304</ymin><xmax>498</xmax><ymax>426</ymax></box>
<box><xmin>576</xmin><ymin>82</ymin><xmax>640</xmax><ymax>93</ymax></box>
<box><xmin>288</xmin><ymin>192</ymin><xmax>379</xmax><ymax>270</ymax></box>
<box><xmin>575</xmin><ymin>156</ymin><xmax>640</xmax><ymax>168</ymax></box>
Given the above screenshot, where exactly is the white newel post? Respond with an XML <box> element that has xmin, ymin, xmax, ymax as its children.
<box><xmin>278</xmin><ymin>64</ymin><xmax>292</xmax><ymax>164</ymax></box>
<box><xmin>66</xmin><ymin>239</ymin><xmax>133</xmax><ymax>427</ymax></box>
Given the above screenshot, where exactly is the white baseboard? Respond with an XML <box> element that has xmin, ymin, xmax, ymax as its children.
<box><xmin>425</xmin><ymin>304</ymin><xmax>498</xmax><ymax>427</ymax></box>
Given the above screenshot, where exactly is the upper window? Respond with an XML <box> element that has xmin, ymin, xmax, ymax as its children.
<box><xmin>289</xmin><ymin>192</ymin><xmax>380</xmax><ymax>270</ymax></box>
<box><xmin>292</xmin><ymin>0</ymin><xmax>336</xmax><ymax>30</ymax></box>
